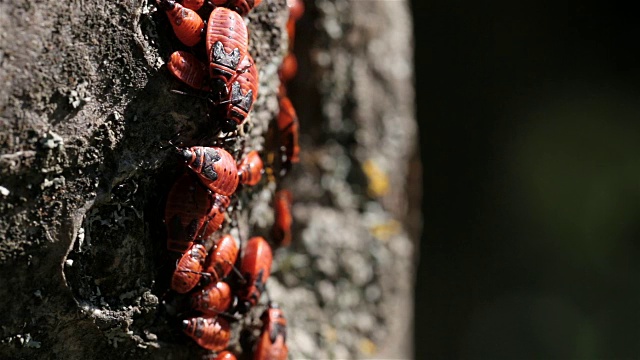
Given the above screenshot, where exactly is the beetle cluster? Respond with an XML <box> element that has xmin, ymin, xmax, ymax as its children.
<box><xmin>156</xmin><ymin>0</ymin><xmax>303</xmax><ymax>358</ymax></box>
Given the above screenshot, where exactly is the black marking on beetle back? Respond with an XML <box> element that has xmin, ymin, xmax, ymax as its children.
<box><xmin>212</xmin><ymin>41</ymin><xmax>241</xmax><ymax>73</ymax></box>
<box><xmin>201</xmin><ymin>148</ymin><xmax>221</xmax><ymax>181</ymax></box>
<box><xmin>204</xmin><ymin>165</ymin><xmax>218</xmax><ymax>181</ymax></box>
<box><xmin>249</xmin><ymin>268</ymin><xmax>267</xmax><ymax>304</ymax></box>
<box><xmin>230</xmin><ymin>81</ymin><xmax>253</xmax><ymax>112</ymax></box>
<box><xmin>255</xmin><ymin>269</ymin><xmax>266</xmax><ymax>292</ymax></box>
<box><xmin>274</xmin><ymin>323</ymin><xmax>287</xmax><ymax>343</ymax></box>
<box><xmin>204</xmin><ymin>147</ymin><xmax>221</xmax><ymax>163</ymax></box>
<box><xmin>269</xmin><ymin>324</ymin><xmax>278</xmax><ymax>343</ymax></box>
<box><xmin>195</xmin><ymin>318</ymin><xmax>205</xmax><ymax>337</ymax></box>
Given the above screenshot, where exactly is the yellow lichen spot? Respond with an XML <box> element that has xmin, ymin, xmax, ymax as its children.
<box><xmin>370</xmin><ymin>219</ymin><xmax>402</xmax><ymax>241</ymax></box>
<box><xmin>362</xmin><ymin>159</ymin><xmax>389</xmax><ymax>198</ymax></box>
<box><xmin>323</xmin><ymin>326</ymin><xmax>338</xmax><ymax>343</ymax></box>
<box><xmin>264</xmin><ymin>152</ymin><xmax>277</xmax><ymax>184</ymax></box>
<box><xmin>359</xmin><ymin>338</ymin><xmax>377</xmax><ymax>356</ymax></box>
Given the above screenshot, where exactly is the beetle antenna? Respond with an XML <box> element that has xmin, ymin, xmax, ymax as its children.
<box><xmin>170</xmin><ymin>89</ymin><xmax>208</xmax><ymax>101</ymax></box>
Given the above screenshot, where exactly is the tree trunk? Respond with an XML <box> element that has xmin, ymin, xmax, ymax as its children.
<box><xmin>0</xmin><ymin>0</ymin><xmax>417</xmax><ymax>358</ymax></box>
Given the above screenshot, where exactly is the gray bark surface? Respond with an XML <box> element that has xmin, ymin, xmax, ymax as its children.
<box><xmin>0</xmin><ymin>0</ymin><xmax>417</xmax><ymax>358</ymax></box>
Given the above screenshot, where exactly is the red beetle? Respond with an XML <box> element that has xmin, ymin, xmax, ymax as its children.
<box><xmin>205</xmin><ymin>194</ymin><xmax>231</xmax><ymax>236</ymax></box>
<box><xmin>253</xmin><ymin>304</ymin><xmax>288</xmax><ymax>360</ymax></box>
<box><xmin>165</xmin><ymin>53</ymin><xmax>258</xmax><ymax>134</ymax></box>
<box><xmin>191</xmin><ymin>281</ymin><xmax>234</xmax><ymax>315</ymax></box>
<box><xmin>179</xmin><ymin>146</ymin><xmax>240</xmax><ymax>196</ymax></box>
<box><xmin>182</xmin><ymin>316</ymin><xmax>231</xmax><ymax>351</ymax></box>
<box><xmin>272</xmin><ymin>189</ymin><xmax>293</xmax><ymax>247</ymax></box>
<box><xmin>167</xmin><ymin>51</ymin><xmax>209</xmax><ymax>91</ymax></box>
<box><xmin>171</xmin><ymin>243</ymin><xmax>207</xmax><ymax>293</ymax></box>
<box><xmin>165</xmin><ymin>174</ymin><xmax>230</xmax><ymax>253</ymax></box>
<box><xmin>212</xmin><ymin>0</ymin><xmax>262</xmax><ymax>16</ymax></box>
<box><xmin>224</xmin><ymin>54</ymin><xmax>259</xmax><ymax>129</ymax></box>
<box><xmin>238</xmin><ymin>150</ymin><xmax>264</xmax><ymax>186</ymax></box>
<box><xmin>206</xmin><ymin>7</ymin><xmax>249</xmax><ymax>97</ymax></box>
<box><xmin>156</xmin><ymin>0</ymin><xmax>204</xmax><ymax>47</ymax></box>
<box><xmin>204</xmin><ymin>234</ymin><xmax>240</xmax><ymax>283</ymax></box>
<box><xmin>286</xmin><ymin>18</ymin><xmax>296</xmax><ymax>47</ymax></box>
<box><xmin>237</xmin><ymin>236</ymin><xmax>273</xmax><ymax>309</ymax></box>
<box><xmin>285</xmin><ymin>0</ymin><xmax>304</xmax><ymax>49</ymax></box>
<box><xmin>205</xmin><ymin>8</ymin><xmax>260</xmax><ymax>132</ymax></box>
<box><xmin>276</xmin><ymin>96</ymin><xmax>300</xmax><ymax>176</ymax></box>
<box><xmin>279</xmin><ymin>54</ymin><xmax>297</xmax><ymax>84</ymax></box>
<box><xmin>163</xmin><ymin>7</ymin><xmax>257</xmax><ymax>133</ymax></box>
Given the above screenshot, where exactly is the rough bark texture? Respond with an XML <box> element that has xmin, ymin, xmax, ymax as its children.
<box><xmin>0</xmin><ymin>0</ymin><xmax>417</xmax><ymax>358</ymax></box>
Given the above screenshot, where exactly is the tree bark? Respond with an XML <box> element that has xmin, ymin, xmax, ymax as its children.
<box><xmin>0</xmin><ymin>0</ymin><xmax>417</xmax><ymax>358</ymax></box>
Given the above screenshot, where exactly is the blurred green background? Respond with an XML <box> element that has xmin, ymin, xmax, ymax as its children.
<box><xmin>413</xmin><ymin>1</ymin><xmax>640</xmax><ymax>358</ymax></box>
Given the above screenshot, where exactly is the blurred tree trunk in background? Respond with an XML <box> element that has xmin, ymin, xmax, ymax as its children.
<box><xmin>0</xmin><ymin>0</ymin><xmax>418</xmax><ymax>358</ymax></box>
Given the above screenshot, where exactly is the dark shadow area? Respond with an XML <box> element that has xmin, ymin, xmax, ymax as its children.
<box><xmin>62</xmin><ymin>64</ymin><xmax>219</xmax><ymax>356</ymax></box>
<box><xmin>413</xmin><ymin>1</ymin><xmax>640</xmax><ymax>358</ymax></box>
